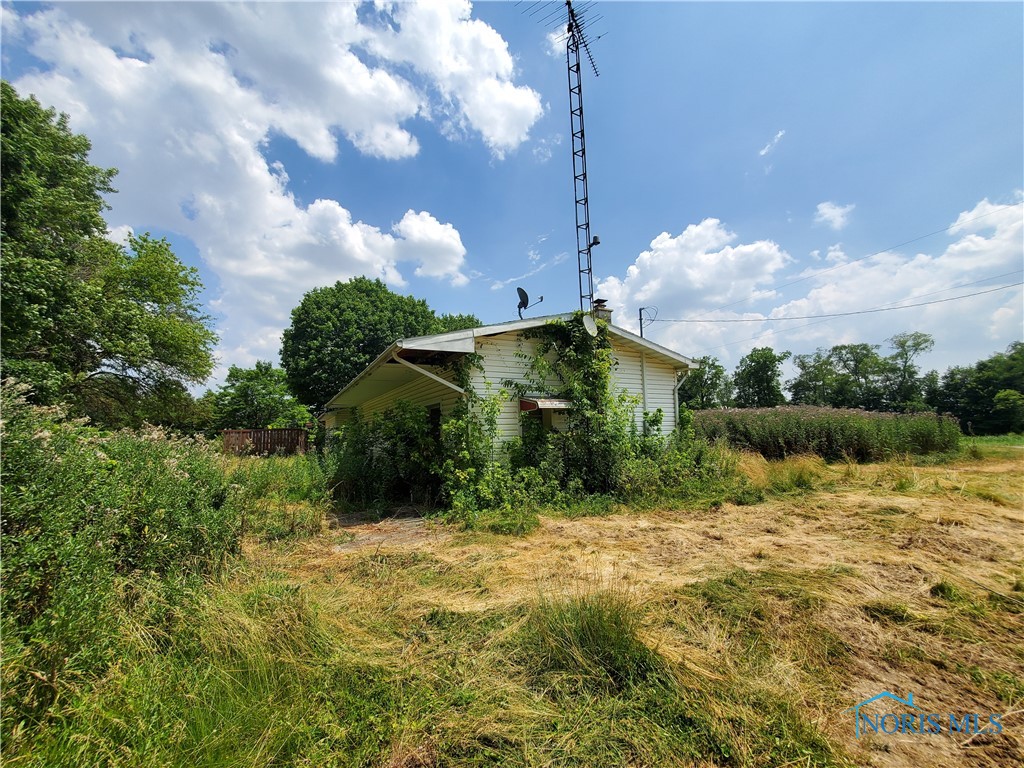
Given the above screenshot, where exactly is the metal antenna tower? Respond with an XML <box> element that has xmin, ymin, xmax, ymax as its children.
<box><xmin>565</xmin><ymin>0</ymin><xmax>600</xmax><ymax>312</ymax></box>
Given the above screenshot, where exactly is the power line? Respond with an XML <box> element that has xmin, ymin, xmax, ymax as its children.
<box><xmin>693</xmin><ymin>281</ymin><xmax>1022</xmax><ymax>355</ymax></box>
<box><xmin>654</xmin><ymin>277</ymin><xmax>1023</xmax><ymax>324</ymax></box>
<box><xmin>684</xmin><ymin>202</ymin><xmax>1021</xmax><ymax>322</ymax></box>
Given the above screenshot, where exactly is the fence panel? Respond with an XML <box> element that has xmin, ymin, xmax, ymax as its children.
<box><xmin>221</xmin><ymin>428</ymin><xmax>308</xmax><ymax>455</ymax></box>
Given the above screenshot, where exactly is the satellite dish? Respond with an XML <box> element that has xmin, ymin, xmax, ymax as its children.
<box><xmin>517</xmin><ymin>287</ymin><xmax>529</xmax><ymax>311</ymax></box>
<box><xmin>582</xmin><ymin>314</ymin><xmax>598</xmax><ymax>337</ymax></box>
<box><xmin>516</xmin><ymin>287</ymin><xmax>544</xmax><ymax>319</ymax></box>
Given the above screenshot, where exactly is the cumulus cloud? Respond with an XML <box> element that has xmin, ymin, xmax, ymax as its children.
<box><xmin>595</xmin><ymin>218</ymin><xmax>790</xmax><ymax>354</ymax></box>
<box><xmin>5</xmin><ymin>1</ymin><xmax>539</xmax><ymax>377</ymax></box>
<box><xmin>764</xmin><ymin>197</ymin><xmax>1023</xmax><ymax>356</ymax></box>
<box><xmin>815</xmin><ymin>201</ymin><xmax>855</xmax><ymax>230</ymax></box>
<box><xmin>366</xmin><ymin>1</ymin><xmax>543</xmax><ymax>158</ymax></box>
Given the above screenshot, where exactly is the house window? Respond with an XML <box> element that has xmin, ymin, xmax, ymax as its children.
<box><xmin>519</xmin><ymin>397</ymin><xmax>571</xmax><ymax>434</ymax></box>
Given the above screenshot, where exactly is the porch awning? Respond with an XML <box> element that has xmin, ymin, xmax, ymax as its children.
<box><xmin>520</xmin><ymin>397</ymin><xmax>573</xmax><ymax>412</ymax></box>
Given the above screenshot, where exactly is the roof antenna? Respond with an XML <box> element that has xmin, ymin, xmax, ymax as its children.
<box><xmin>517</xmin><ymin>287</ymin><xmax>544</xmax><ymax>319</ymax></box>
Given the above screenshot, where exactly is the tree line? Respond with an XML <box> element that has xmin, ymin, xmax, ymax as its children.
<box><xmin>679</xmin><ymin>337</ymin><xmax>1024</xmax><ymax>435</ymax></box>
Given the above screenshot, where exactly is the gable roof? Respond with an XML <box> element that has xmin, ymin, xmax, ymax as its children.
<box><xmin>323</xmin><ymin>313</ymin><xmax>698</xmax><ymax>410</ymax></box>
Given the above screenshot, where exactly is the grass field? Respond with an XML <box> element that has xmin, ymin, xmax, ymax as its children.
<box><xmin>7</xmin><ymin>443</ymin><xmax>1022</xmax><ymax>767</ymax></box>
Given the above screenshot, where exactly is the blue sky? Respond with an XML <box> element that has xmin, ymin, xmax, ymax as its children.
<box><xmin>3</xmin><ymin>1</ymin><xmax>1021</xmax><ymax>388</ymax></box>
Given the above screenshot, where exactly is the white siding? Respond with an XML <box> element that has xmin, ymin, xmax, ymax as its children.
<box><xmin>610</xmin><ymin>345</ymin><xmax>679</xmax><ymax>434</ymax></box>
<box><xmin>470</xmin><ymin>333</ymin><xmax>554</xmax><ymax>444</ymax></box>
<box><xmin>468</xmin><ymin>331</ymin><xmax>681</xmax><ymax>443</ymax></box>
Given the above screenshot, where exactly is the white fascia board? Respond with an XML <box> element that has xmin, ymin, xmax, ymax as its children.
<box><xmin>398</xmin><ymin>313</ymin><xmax>575</xmax><ymax>352</ymax></box>
<box><xmin>607</xmin><ymin>325</ymin><xmax>698</xmax><ymax>370</ymax></box>
<box><xmin>398</xmin><ymin>335</ymin><xmax>475</xmax><ymax>354</ymax></box>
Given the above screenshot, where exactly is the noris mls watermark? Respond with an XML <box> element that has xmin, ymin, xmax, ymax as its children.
<box><xmin>845</xmin><ymin>691</ymin><xmax>1003</xmax><ymax>738</ymax></box>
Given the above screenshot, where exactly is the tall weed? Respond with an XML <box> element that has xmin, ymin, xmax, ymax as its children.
<box><xmin>694</xmin><ymin>406</ymin><xmax>960</xmax><ymax>461</ymax></box>
<box><xmin>1</xmin><ymin>382</ymin><xmax>236</xmax><ymax>727</ymax></box>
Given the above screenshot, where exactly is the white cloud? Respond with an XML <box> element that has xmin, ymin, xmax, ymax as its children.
<box><xmin>532</xmin><ymin>133</ymin><xmax>562</xmax><ymax>163</ymax></box>
<box><xmin>596</xmin><ymin>197</ymin><xmax>1022</xmax><ymax>371</ymax></box>
<box><xmin>595</xmin><ymin>218</ymin><xmax>791</xmax><ymax>355</ymax></box>
<box><xmin>815</xmin><ymin>201</ymin><xmax>855</xmax><ymax>230</ymax></box>
<box><xmin>764</xmin><ymin>197</ymin><xmax>1023</xmax><ymax>358</ymax></box>
<box><xmin>105</xmin><ymin>224</ymin><xmax>134</xmax><ymax>246</ymax></box>
<box><xmin>758</xmin><ymin>129</ymin><xmax>785</xmax><ymax>157</ymax></box>
<box><xmin>366</xmin><ymin>1</ymin><xmax>544</xmax><ymax>158</ymax></box>
<box><xmin>546</xmin><ymin>30</ymin><xmax>566</xmax><ymax>58</ymax></box>
<box><xmin>394</xmin><ymin>210</ymin><xmax>469</xmax><ymax>287</ymax></box>
<box><xmin>5</xmin><ymin>2</ymin><xmax>540</xmax><ymax>381</ymax></box>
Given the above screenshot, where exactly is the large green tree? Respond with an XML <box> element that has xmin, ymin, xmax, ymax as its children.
<box><xmin>787</xmin><ymin>333</ymin><xmax>935</xmax><ymax>411</ymax></box>
<box><xmin>883</xmin><ymin>331</ymin><xmax>935</xmax><ymax>409</ymax></box>
<box><xmin>678</xmin><ymin>355</ymin><xmax>734</xmax><ymax>410</ymax></box>
<box><xmin>733</xmin><ymin>347</ymin><xmax>790</xmax><ymax>408</ymax></box>
<box><xmin>1</xmin><ymin>81</ymin><xmax>216</xmax><ymax>415</ymax></box>
<box><xmin>212</xmin><ymin>361</ymin><xmax>311</xmax><ymax>430</ymax></box>
<box><xmin>281</xmin><ymin>277</ymin><xmax>480</xmax><ymax>408</ymax></box>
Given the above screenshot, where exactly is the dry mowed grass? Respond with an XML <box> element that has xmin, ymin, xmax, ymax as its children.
<box><xmin>243</xmin><ymin>448</ymin><xmax>1023</xmax><ymax>767</ymax></box>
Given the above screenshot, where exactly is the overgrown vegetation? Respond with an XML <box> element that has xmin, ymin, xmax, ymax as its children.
<box><xmin>693</xmin><ymin>406</ymin><xmax>961</xmax><ymax>461</ymax></box>
<box><xmin>5</xmin><ymin>381</ymin><xmax>1021</xmax><ymax>766</ymax></box>
<box><xmin>0</xmin><ymin>381</ymin><xmax>329</xmax><ymax>736</ymax></box>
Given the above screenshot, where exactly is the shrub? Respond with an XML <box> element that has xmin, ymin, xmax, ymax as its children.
<box><xmin>327</xmin><ymin>401</ymin><xmax>440</xmax><ymax>509</ymax></box>
<box><xmin>1</xmin><ymin>381</ymin><xmax>238</xmax><ymax>724</ymax></box>
<box><xmin>694</xmin><ymin>406</ymin><xmax>960</xmax><ymax>461</ymax></box>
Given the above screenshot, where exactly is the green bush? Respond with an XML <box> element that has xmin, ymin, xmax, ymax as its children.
<box><xmin>1</xmin><ymin>381</ymin><xmax>238</xmax><ymax>724</ymax></box>
<box><xmin>327</xmin><ymin>401</ymin><xmax>440</xmax><ymax>509</ymax></box>
<box><xmin>694</xmin><ymin>406</ymin><xmax>960</xmax><ymax>461</ymax></box>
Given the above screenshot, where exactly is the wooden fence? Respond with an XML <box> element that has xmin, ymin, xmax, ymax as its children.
<box><xmin>221</xmin><ymin>428</ymin><xmax>308</xmax><ymax>456</ymax></box>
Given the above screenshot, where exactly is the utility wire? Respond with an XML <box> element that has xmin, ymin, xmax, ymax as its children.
<box><xmin>694</xmin><ymin>281</ymin><xmax>1022</xmax><ymax>355</ymax></box>
<box><xmin>684</xmin><ymin>202</ymin><xmax>1020</xmax><ymax>322</ymax></box>
<box><xmin>654</xmin><ymin>277</ymin><xmax>1023</xmax><ymax>324</ymax></box>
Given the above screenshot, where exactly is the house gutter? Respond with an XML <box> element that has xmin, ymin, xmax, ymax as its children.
<box><xmin>640</xmin><ymin>351</ymin><xmax>648</xmax><ymax>414</ymax></box>
<box><xmin>391</xmin><ymin>352</ymin><xmax>465</xmax><ymax>395</ymax></box>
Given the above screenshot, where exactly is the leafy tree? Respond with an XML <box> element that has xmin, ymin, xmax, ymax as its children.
<box><xmin>787</xmin><ymin>349</ymin><xmax>836</xmax><ymax>406</ymax></box>
<box><xmin>281</xmin><ymin>277</ymin><xmax>480</xmax><ymax>409</ymax></box>
<box><xmin>678</xmin><ymin>356</ymin><xmax>734</xmax><ymax>410</ymax></box>
<box><xmin>733</xmin><ymin>347</ymin><xmax>790</xmax><ymax>408</ymax></box>
<box><xmin>931</xmin><ymin>342</ymin><xmax>1024</xmax><ymax>434</ymax></box>
<box><xmin>827</xmin><ymin>343</ymin><xmax>890</xmax><ymax>410</ymax></box>
<box><xmin>74</xmin><ymin>376</ymin><xmax>214</xmax><ymax>433</ymax></box>
<box><xmin>212</xmin><ymin>361</ymin><xmax>311</xmax><ymax>430</ymax></box>
<box><xmin>993</xmin><ymin>389</ymin><xmax>1024</xmax><ymax>433</ymax></box>
<box><xmin>884</xmin><ymin>331</ymin><xmax>934</xmax><ymax>408</ymax></box>
<box><xmin>433</xmin><ymin>313</ymin><xmax>480</xmax><ymax>333</ymax></box>
<box><xmin>1</xmin><ymin>81</ymin><xmax>216</xmax><ymax>417</ymax></box>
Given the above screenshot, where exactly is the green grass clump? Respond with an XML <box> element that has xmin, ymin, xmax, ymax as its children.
<box><xmin>521</xmin><ymin>588</ymin><xmax>663</xmax><ymax>693</ymax></box>
<box><xmin>694</xmin><ymin>406</ymin><xmax>961</xmax><ymax>461</ymax></box>
<box><xmin>229</xmin><ymin>453</ymin><xmax>330</xmax><ymax>540</ymax></box>
<box><xmin>511</xmin><ymin>580</ymin><xmax>849</xmax><ymax>767</ymax></box>
<box><xmin>862</xmin><ymin>601</ymin><xmax>917</xmax><ymax>625</ymax></box>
